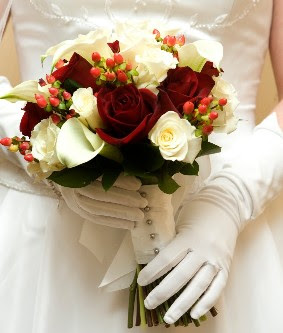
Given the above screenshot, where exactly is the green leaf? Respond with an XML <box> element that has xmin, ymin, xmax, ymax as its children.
<box><xmin>158</xmin><ymin>163</ymin><xmax>180</xmax><ymax>194</ymax></box>
<box><xmin>48</xmin><ymin>167</ymin><xmax>95</xmax><ymax>188</ymax></box>
<box><xmin>102</xmin><ymin>167</ymin><xmax>122</xmax><ymax>191</ymax></box>
<box><xmin>100</xmin><ymin>143</ymin><xmax>123</xmax><ymax>164</ymax></box>
<box><xmin>180</xmin><ymin>161</ymin><xmax>199</xmax><ymax>175</ymax></box>
<box><xmin>62</xmin><ymin>79</ymin><xmax>82</xmax><ymax>94</ymax></box>
<box><xmin>197</xmin><ymin>141</ymin><xmax>221</xmax><ymax>157</ymax></box>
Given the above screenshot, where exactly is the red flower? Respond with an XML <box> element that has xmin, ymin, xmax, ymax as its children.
<box><xmin>201</xmin><ymin>61</ymin><xmax>221</xmax><ymax>77</ymax></box>
<box><xmin>52</xmin><ymin>52</ymin><xmax>99</xmax><ymax>92</ymax></box>
<box><xmin>20</xmin><ymin>102</ymin><xmax>49</xmax><ymax>137</ymax></box>
<box><xmin>96</xmin><ymin>84</ymin><xmax>162</xmax><ymax>145</ymax></box>
<box><xmin>159</xmin><ymin>67</ymin><xmax>215</xmax><ymax>112</ymax></box>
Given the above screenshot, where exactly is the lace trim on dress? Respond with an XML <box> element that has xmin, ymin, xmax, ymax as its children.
<box><xmin>0</xmin><ymin>160</ymin><xmax>56</xmax><ymax>198</ymax></box>
<box><xmin>29</xmin><ymin>0</ymin><xmax>261</xmax><ymax>31</ymax></box>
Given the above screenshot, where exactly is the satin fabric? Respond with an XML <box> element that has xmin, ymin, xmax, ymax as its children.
<box><xmin>1</xmin><ymin>0</ymin><xmax>283</xmax><ymax>332</ymax></box>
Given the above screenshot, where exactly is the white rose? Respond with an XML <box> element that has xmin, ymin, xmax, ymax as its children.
<box><xmin>211</xmin><ymin>77</ymin><xmax>239</xmax><ymax>134</ymax></box>
<box><xmin>30</xmin><ymin>118</ymin><xmax>64</xmax><ymax>175</ymax></box>
<box><xmin>136</xmin><ymin>48</ymin><xmax>178</xmax><ymax>84</ymax></box>
<box><xmin>70</xmin><ymin>87</ymin><xmax>104</xmax><ymax>131</ymax></box>
<box><xmin>149</xmin><ymin>111</ymin><xmax>202</xmax><ymax>164</ymax></box>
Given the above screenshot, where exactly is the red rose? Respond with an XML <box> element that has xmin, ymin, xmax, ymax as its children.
<box><xmin>53</xmin><ymin>52</ymin><xmax>99</xmax><ymax>92</ymax></box>
<box><xmin>159</xmin><ymin>66</ymin><xmax>215</xmax><ymax>112</ymax></box>
<box><xmin>20</xmin><ymin>102</ymin><xmax>49</xmax><ymax>137</ymax></box>
<box><xmin>96</xmin><ymin>84</ymin><xmax>162</xmax><ymax>145</ymax></box>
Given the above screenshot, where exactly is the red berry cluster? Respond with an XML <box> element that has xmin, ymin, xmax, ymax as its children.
<box><xmin>153</xmin><ymin>29</ymin><xmax>185</xmax><ymax>59</ymax></box>
<box><xmin>90</xmin><ymin>51</ymin><xmax>139</xmax><ymax>86</ymax></box>
<box><xmin>0</xmin><ymin>137</ymin><xmax>34</xmax><ymax>162</ymax></box>
<box><xmin>182</xmin><ymin>96</ymin><xmax>227</xmax><ymax>137</ymax></box>
<box><xmin>36</xmin><ymin>75</ymin><xmax>76</xmax><ymax>125</ymax></box>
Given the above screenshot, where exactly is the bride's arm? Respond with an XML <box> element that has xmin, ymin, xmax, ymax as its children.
<box><xmin>270</xmin><ymin>0</ymin><xmax>283</xmax><ymax>128</ymax></box>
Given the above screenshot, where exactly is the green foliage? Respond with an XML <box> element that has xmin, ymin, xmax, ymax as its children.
<box><xmin>62</xmin><ymin>79</ymin><xmax>83</xmax><ymax>94</ymax></box>
<box><xmin>197</xmin><ymin>141</ymin><xmax>221</xmax><ymax>157</ymax></box>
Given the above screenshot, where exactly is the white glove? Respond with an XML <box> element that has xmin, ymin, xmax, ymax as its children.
<box><xmin>60</xmin><ymin>174</ymin><xmax>148</xmax><ymax>229</ymax></box>
<box><xmin>138</xmin><ymin>112</ymin><xmax>283</xmax><ymax>323</ymax></box>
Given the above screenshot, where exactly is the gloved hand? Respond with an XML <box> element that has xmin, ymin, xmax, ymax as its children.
<box><xmin>138</xmin><ymin>112</ymin><xmax>283</xmax><ymax>323</ymax></box>
<box><xmin>60</xmin><ymin>174</ymin><xmax>148</xmax><ymax>229</ymax></box>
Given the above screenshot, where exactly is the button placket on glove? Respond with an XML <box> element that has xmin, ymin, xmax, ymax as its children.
<box><xmin>130</xmin><ymin>185</ymin><xmax>176</xmax><ymax>264</ymax></box>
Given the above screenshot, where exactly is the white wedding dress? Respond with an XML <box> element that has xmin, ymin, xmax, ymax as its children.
<box><xmin>1</xmin><ymin>0</ymin><xmax>283</xmax><ymax>332</ymax></box>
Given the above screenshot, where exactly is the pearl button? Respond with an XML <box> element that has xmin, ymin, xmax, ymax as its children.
<box><xmin>144</xmin><ymin>206</ymin><xmax>150</xmax><ymax>212</ymax></box>
<box><xmin>140</xmin><ymin>192</ymin><xmax>146</xmax><ymax>198</ymax></box>
<box><xmin>150</xmin><ymin>233</ymin><xmax>156</xmax><ymax>239</ymax></box>
<box><xmin>154</xmin><ymin>248</ymin><xmax>160</xmax><ymax>254</ymax></box>
<box><xmin>146</xmin><ymin>219</ymin><xmax>153</xmax><ymax>225</ymax></box>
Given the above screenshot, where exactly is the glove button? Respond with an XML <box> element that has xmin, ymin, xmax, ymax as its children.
<box><xmin>149</xmin><ymin>233</ymin><xmax>156</xmax><ymax>239</ymax></box>
<box><xmin>140</xmin><ymin>192</ymin><xmax>147</xmax><ymax>198</ymax></box>
<box><xmin>146</xmin><ymin>219</ymin><xmax>153</xmax><ymax>225</ymax></box>
<box><xmin>154</xmin><ymin>248</ymin><xmax>160</xmax><ymax>254</ymax></box>
<box><xmin>144</xmin><ymin>206</ymin><xmax>150</xmax><ymax>212</ymax></box>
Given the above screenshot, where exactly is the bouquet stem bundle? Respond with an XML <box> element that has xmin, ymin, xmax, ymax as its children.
<box><xmin>128</xmin><ymin>264</ymin><xmax>218</xmax><ymax>329</ymax></box>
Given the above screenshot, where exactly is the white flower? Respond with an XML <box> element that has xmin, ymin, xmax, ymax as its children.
<box><xmin>43</xmin><ymin>29</ymin><xmax>112</xmax><ymax>66</ymax></box>
<box><xmin>149</xmin><ymin>111</ymin><xmax>202</xmax><ymax>163</ymax></box>
<box><xmin>211</xmin><ymin>77</ymin><xmax>239</xmax><ymax>134</ymax></box>
<box><xmin>30</xmin><ymin>118</ymin><xmax>64</xmax><ymax>176</ymax></box>
<box><xmin>70</xmin><ymin>87</ymin><xmax>104</xmax><ymax>130</ymax></box>
<box><xmin>136</xmin><ymin>48</ymin><xmax>178</xmax><ymax>84</ymax></box>
<box><xmin>178</xmin><ymin>40</ymin><xmax>223</xmax><ymax>72</ymax></box>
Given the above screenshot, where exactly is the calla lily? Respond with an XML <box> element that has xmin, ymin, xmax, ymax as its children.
<box><xmin>178</xmin><ymin>40</ymin><xmax>223</xmax><ymax>72</ymax></box>
<box><xmin>0</xmin><ymin>80</ymin><xmax>49</xmax><ymax>103</ymax></box>
<box><xmin>43</xmin><ymin>29</ymin><xmax>112</xmax><ymax>66</ymax></box>
<box><xmin>56</xmin><ymin>118</ymin><xmax>105</xmax><ymax>168</ymax></box>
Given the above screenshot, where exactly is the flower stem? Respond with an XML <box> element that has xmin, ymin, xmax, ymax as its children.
<box><xmin>127</xmin><ymin>270</ymin><xmax>137</xmax><ymax>328</ymax></box>
<box><xmin>210</xmin><ymin>307</ymin><xmax>218</xmax><ymax>317</ymax></box>
<box><xmin>137</xmin><ymin>265</ymin><xmax>147</xmax><ymax>327</ymax></box>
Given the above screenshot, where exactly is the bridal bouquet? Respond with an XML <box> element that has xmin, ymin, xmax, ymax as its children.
<box><xmin>0</xmin><ymin>22</ymin><xmax>238</xmax><ymax>328</ymax></box>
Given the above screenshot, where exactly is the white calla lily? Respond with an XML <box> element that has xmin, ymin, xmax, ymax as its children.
<box><xmin>43</xmin><ymin>29</ymin><xmax>112</xmax><ymax>66</ymax></box>
<box><xmin>178</xmin><ymin>40</ymin><xmax>223</xmax><ymax>72</ymax></box>
<box><xmin>56</xmin><ymin>118</ymin><xmax>105</xmax><ymax>168</ymax></box>
<box><xmin>0</xmin><ymin>80</ymin><xmax>49</xmax><ymax>103</ymax></box>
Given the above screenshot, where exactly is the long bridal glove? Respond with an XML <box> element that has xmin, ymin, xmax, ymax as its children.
<box><xmin>60</xmin><ymin>174</ymin><xmax>148</xmax><ymax>229</ymax></box>
<box><xmin>138</xmin><ymin>112</ymin><xmax>283</xmax><ymax>323</ymax></box>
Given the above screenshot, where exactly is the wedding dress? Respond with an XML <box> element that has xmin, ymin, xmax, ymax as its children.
<box><xmin>1</xmin><ymin>0</ymin><xmax>283</xmax><ymax>332</ymax></box>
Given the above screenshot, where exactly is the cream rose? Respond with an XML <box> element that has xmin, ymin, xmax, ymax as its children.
<box><xmin>211</xmin><ymin>77</ymin><xmax>239</xmax><ymax>134</ymax></box>
<box><xmin>149</xmin><ymin>111</ymin><xmax>202</xmax><ymax>164</ymax></box>
<box><xmin>30</xmin><ymin>118</ymin><xmax>64</xmax><ymax>177</ymax></box>
<box><xmin>70</xmin><ymin>87</ymin><xmax>104</xmax><ymax>131</ymax></box>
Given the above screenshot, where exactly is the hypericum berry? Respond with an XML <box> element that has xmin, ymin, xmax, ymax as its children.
<box><xmin>90</xmin><ymin>67</ymin><xmax>101</xmax><ymax>78</ymax></box>
<box><xmin>176</xmin><ymin>34</ymin><xmax>185</xmax><ymax>46</ymax></box>
<box><xmin>167</xmin><ymin>36</ymin><xmax>176</xmax><ymax>47</ymax></box>
<box><xmin>24</xmin><ymin>153</ymin><xmax>34</xmax><ymax>162</ymax></box>
<box><xmin>20</xmin><ymin>150</ymin><xmax>26</xmax><ymax>155</ymax></box>
<box><xmin>153</xmin><ymin>29</ymin><xmax>160</xmax><ymax>39</ymax></box>
<box><xmin>183</xmin><ymin>101</ymin><xmax>194</xmax><ymax>115</ymax></box>
<box><xmin>106</xmin><ymin>58</ymin><xmax>115</xmax><ymax>68</ymax></box>
<box><xmin>200</xmin><ymin>97</ymin><xmax>211</xmax><ymax>106</ymax></box>
<box><xmin>92</xmin><ymin>51</ymin><xmax>101</xmax><ymax>63</ymax></box>
<box><xmin>163</xmin><ymin>35</ymin><xmax>169</xmax><ymax>44</ymax></box>
<box><xmin>49</xmin><ymin>97</ymin><xmax>60</xmax><ymax>107</ymax></box>
<box><xmin>66</xmin><ymin>114</ymin><xmax>72</xmax><ymax>120</ymax></box>
<box><xmin>48</xmin><ymin>87</ymin><xmax>59</xmax><ymax>96</ymax></box>
<box><xmin>19</xmin><ymin>142</ymin><xmax>30</xmax><ymax>151</ymax></box>
<box><xmin>51</xmin><ymin>114</ymin><xmax>61</xmax><ymax>124</ymax></box>
<box><xmin>117</xmin><ymin>70</ymin><xmax>128</xmax><ymax>83</ymax></box>
<box><xmin>46</xmin><ymin>74</ymin><xmax>56</xmax><ymax>84</ymax></box>
<box><xmin>208</xmin><ymin>95</ymin><xmax>214</xmax><ymax>103</ymax></box>
<box><xmin>126</xmin><ymin>63</ymin><xmax>132</xmax><ymax>71</ymax></box>
<box><xmin>219</xmin><ymin>98</ymin><xmax>227</xmax><ymax>106</ymax></box>
<box><xmin>55</xmin><ymin>59</ymin><xmax>65</xmax><ymax>69</ymax></box>
<box><xmin>0</xmin><ymin>137</ymin><xmax>12</xmax><ymax>146</ymax></box>
<box><xmin>114</xmin><ymin>53</ymin><xmax>124</xmax><ymax>65</ymax></box>
<box><xmin>202</xmin><ymin>124</ymin><xmax>214</xmax><ymax>135</ymax></box>
<box><xmin>9</xmin><ymin>144</ymin><xmax>19</xmax><ymax>152</ymax></box>
<box><xmin>209</xmin><ymin>111</ymin><xmax>219</xmax><ymax>120</ymax></box>
<box><xmin>62</xmin><ymin>91</ymin><xmax>72</xmax><ymax>100</ymax></box>
<box><xmin>198</xmin><ymin>104</ymin><xmax>208</xmax><ymax>114</ymax></box>
<box><xmin>69</xmin><ymin>109</ymin><xmax>77</xmax><ymax>116</ymax></box>
<box><xmin>105</xmin><ymin>72</ymin><xmax>116</xmax><ymax>81</ymax></box>
<box><xmin>35</xmin><ymin>96</ymin><xmax>48</xmax><ymax>108</ymax></box>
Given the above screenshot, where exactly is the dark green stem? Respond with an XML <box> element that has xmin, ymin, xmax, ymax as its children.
<box><xmin>127</xmin><ymin>270</ymin><xmax>138</xmax><ymax>328</ymax></box>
